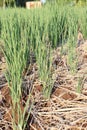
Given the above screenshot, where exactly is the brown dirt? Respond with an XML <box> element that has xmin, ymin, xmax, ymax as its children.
<box><xmin>0</xmin><ymin>41</ymin><xmax>87</xmax><ymax>130</ymax></box>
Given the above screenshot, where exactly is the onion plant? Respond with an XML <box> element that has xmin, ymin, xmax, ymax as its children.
<box><xmin>35</xmin><ymin>33</ymin><xmax>54</xmax><ymax>99</ymax></box>
<box><xmin>1</xmin><ymin>12</ymin><xmax>33</xmax><ymax>130</ymax></box>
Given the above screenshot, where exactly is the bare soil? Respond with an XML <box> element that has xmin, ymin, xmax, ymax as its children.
<box><xmin>0</xmin><ymin>41</ymin><xmax>87</xmax><ymax>130</ymax></box>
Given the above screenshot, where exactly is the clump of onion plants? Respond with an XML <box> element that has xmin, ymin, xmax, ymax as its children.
<box><xmin>35</xmin><ymin>33</ymin><xmax>54</xmax><ymax>99</ymax></box>
<box><xmin>1</xmin><ymin>13</ymin><xmax>32</xmax><ymax>130</ymax></box>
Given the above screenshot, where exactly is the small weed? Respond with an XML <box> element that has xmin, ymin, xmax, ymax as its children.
<box><xmin>76</xmin><ymin>76</ymin><xmax>84</xmax><ymax>93</ymax></box>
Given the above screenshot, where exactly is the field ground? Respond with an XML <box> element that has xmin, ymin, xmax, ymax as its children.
<box><xmin>0</xmin><ymin>40</ymin><xmax>87</xmax><ymax>130</ymax></box>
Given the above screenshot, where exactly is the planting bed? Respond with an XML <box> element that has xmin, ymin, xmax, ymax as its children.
<box><xmin>0</xmin><ymin>41</ymin><xmax>87</xmax><ymax>130</ymax></box>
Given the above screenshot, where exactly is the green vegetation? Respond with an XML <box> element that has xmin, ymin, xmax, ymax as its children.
<box><xmin>0</xmin><ymin>0</ymin><xmax>15</xmax><ymax>7</ymax></box>
<box><xmin>0</xmin><ymin>3</ymin><xmax>87</xmax><ymax>129</ymax></box>
<box><xmin>35</xmin><ymin>37</ymin><xmax>53</xmax><ymax>98</ymax></box>
<box><xmin>0</xmin><ymin>0</ymin><xmax>3</xmax><ymax>6</ymax></box>
<box><xmin>0</xmin><ymin>10</ymin><xmax>32</xmax><ymax>130</ymax></box>
<box><xmin>76</xmin><ymin>76</ymin><xmax>84</xmax><ymax>93</ymax></box>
